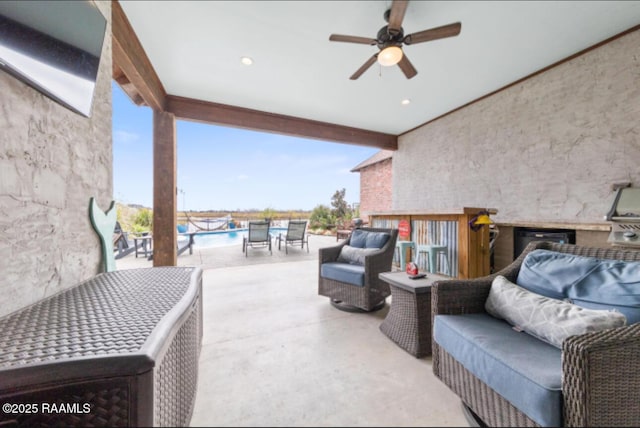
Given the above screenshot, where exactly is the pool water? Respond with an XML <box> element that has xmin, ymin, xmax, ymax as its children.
<box><xmin>190</xmin><ymin>228</ymin><xmax>288</xmax><ymax>248</ymax></box>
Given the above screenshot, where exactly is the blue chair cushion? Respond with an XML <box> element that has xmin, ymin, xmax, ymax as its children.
<box><xmin>364</xmin><ymin>232</ymin><xmax>390</xmax><ymax>249</ymax></box>
<box><xmin>320</xmin><ymin>262</ymin><xmax>365</xmax><ymax>287</ymax></box>
<box><xmin>433</xmin><ymin>313</ymin><xmax>562</xmax><ymax>427</ymax></box>
<box><xmin>517</xmin><ymin>249</ymin><xmax>640</xmax><ymax>324</ymax></box>
<box><xmin>349</xmin><ymin>229</ymin><xmax>368</xmax><ymax>248</ymax></box>
<box><xmin>349</xmin><ymin>229</ymin><xmax>390</xmax><ymax>249</ymax></box>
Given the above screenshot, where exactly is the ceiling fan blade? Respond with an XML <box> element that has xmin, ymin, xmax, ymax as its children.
<box><xmin>397</xmin><ymin>54</ymin><xmax>417</xmax><ymax>79</ymax></box>
<box><xmin>350</xmin><ymin>54</ymin><xmax>378</xmax><ymax>80</ymax></box>
<box><xmin>329</xmin><ymin>34</ymin><xmax>377</xmax><ymax>45</ymax></box>
<box><xmin>403</xmin><ymin>22</ymin><xmax>461</xmax><ymax>45</ymax></box>
<box><xmin>388</xmin><ymin>0</ymin><xmax>409</xmax><ymax>33</ymax></box>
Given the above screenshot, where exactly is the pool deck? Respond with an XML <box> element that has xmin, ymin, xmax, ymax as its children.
<box><xmin>116</xmin><ymin>233</ymin><xmax>341</xmax><ymax>270</ymax></box>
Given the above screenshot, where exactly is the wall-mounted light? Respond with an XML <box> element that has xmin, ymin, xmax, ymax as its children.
<box><xmin>470</xmin><ymin>210</ymin><xmax>497</xmax><ymax>254</ymax></box>
<box><xmin>401</xmin><ymin>98</ymin><xmax>411</xmax><ymax>106</ymax></box>
<box><xmin>474</xmin><ymin>213</ymin><xmax>494</xmax><ymax>226</ymax></box>
<box><xmin>377</xmin><ymin>46</ymin><xmax>403</xmax><ymax>66</ymax></box>
<box><xmin>240</xmin><ymin>56</ymin><xmax>253</xmax><ymax>66</ymax></box>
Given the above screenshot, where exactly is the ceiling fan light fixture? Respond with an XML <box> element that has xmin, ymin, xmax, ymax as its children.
<box><xmin>377</xmin><ymin>46</ymin><xmax>403</xmax><ymax>66</ymax></box>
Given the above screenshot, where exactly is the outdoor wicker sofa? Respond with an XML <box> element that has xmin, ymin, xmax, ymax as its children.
<box><xmin>431</xmin><ymin>241</ymin><xmax>640</xmax><ymax>427</ymax></box>
<box><xmin>318</xmin><ymin>227</ymin><xmax>398</xmax><ymax>312</ymax></box>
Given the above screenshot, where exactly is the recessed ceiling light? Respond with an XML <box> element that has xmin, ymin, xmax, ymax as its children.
<box><xmin>240</xmin><ymin>56</ymin><xmax>253</xmax><ymax>66</ymax></box>
<box><xmin>401</xmin><ymin>98</ymin><xmax>411</xmax><ymax>105</ymax></box>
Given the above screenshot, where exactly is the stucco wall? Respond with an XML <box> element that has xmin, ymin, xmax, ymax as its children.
<box><xmin>0</xmin><ymin>1</ymin><xmax>112</xmax><ymax>317</ymax></box>
<box><xmin>394</xmin><ymin>29</ymin><xmax>640</xmax><ymax>224</ymax></box>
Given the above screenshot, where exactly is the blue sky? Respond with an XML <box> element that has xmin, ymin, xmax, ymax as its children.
<box><xmin>112</xmin><ymin>83</ymin><xmax>379</xmax><ymax>211</ymax></box>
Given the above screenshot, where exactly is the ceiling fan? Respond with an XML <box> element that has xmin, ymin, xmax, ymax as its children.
<box><xmin>329</xmin><ymin>0</ymin><xmax>461</xmax><ymax>80</ymax></box>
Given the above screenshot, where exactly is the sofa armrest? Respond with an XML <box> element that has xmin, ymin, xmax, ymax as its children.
<box><xmin>431</xmin><ymin>277</ymin><xmax>495</xmax><ymax>316</ymax></box>
<box><xmin>319</xmin><ymin>241</ymin><xmax>347</xmax><ymax>264</ymax></box>
<box><xmin>431</xmin><ymin>240</ymin><xmax>536</xmax><ymax>316</ymax></box>
<box><xmin>562</xmin><ymin>323</ymin><xmax>640</xmax><ymax>427</ymax></box>
<box><xmin>362</xmin><ymin>246</ymin><xmax>395</xmax><ymax>283</ymax></box>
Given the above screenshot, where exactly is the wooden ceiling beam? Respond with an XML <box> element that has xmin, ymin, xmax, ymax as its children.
<box><xmin>112</xmin><ymin>64</ymin><xmax>146</xmax><ymax>106</ymax></box>
<box><xmin>165</xmin><ymin>95</ymin><xmax>398</xmax><ymax>150</ymax></box>
<box><xmin>112</xmin><ymin>0</ymin><xmax>166</xmax><ymax>111</ymax></box>
<box><xmin>111</xmin><ymin>0</ymin><xmax>397</xmax><ymax>150</ymax></box>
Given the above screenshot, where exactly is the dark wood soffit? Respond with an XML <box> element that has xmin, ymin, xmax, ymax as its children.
<box><xmin>165</xmin><ymin>95</ymin><xmax>398</xmax><ymax>150</ymax></box>
<box><xmin>401</xmin><ymin>24</ymin><xmax>640</xmax><ymax>137</ymax></box>
<box><xmin>112</xmin><ymin>0</ymin><xmax>166</xmax><ymax>111</ymax></box>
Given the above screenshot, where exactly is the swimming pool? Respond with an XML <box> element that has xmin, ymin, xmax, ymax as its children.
<box><xmin>189</xmin><ymin>228</ymin><xmax>288</xmax><ymax>249</ymax></box>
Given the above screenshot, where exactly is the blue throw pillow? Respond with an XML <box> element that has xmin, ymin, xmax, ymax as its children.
<box><xmin>517</xmin><ymin>249</ymin><xmax>640</xmax><ymax>324</ymax></box>
<box><xmin>364</xmin><ymin>232</ymin><xmax>390</xmax><ymax>249</ymax></box>
<box><xmin>349</xmin><ymin>229</ymin><xmax>368</xmax><ymax>248</ymax></box>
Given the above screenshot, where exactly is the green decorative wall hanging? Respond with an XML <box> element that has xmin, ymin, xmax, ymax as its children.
<box><xmin>89</xmin><ymin>197</ymin><xmax>117</xmax><ymax>272</ymax></box>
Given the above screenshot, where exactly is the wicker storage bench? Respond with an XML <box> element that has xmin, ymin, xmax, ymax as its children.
<box><xmin>0</xmin><ymin>267</ymin><xmax>203</xmax><ymax>427</ymax></box>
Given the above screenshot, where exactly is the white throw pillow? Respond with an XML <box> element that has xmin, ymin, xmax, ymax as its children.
<box><xmin>485</xmin><ymin>275</ymin><xmax>627</xmax><ymax>348</ymax></box>
<box><xmin>337</xmin><ymin>245</ymin><xmax>378</xmax><ymax>265</ymax></box>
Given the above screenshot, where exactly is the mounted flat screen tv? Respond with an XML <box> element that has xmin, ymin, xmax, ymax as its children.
<box><xmin>0</xmin><ymin>1</ymin><xmax>106</xmax><ymax>117</ymax></box>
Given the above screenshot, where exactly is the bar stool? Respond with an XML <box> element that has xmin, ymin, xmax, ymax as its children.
<box><xmin>395</xmin><ymin>241</ymin><xmax>416</xmax><ymax>270</ymax></box>
<box><xmin>416</xmin><ymin>244</ymin><xmax>451</xmax><ymax>276</ymax></box>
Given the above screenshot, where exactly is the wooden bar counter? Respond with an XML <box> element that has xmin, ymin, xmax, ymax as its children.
<box><xmin>369</xmin><ymin>208</ymin><xmax>496</xmax><ymax>279</ymax></box>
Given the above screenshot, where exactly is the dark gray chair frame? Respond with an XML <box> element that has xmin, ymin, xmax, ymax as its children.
<box><xmin>276</xmin><ymin>220</ymin><xmax>309</xmax><ymax>254</ymax></box>
<box><xmin>318</xmin><ymin>227</ymin><xmax>399</xmax><ymax>312</ymax></box>
<box><xmin>242</xmin><ymin>220</ymin><xmax>272</xmax><ymax>257</ymax></box>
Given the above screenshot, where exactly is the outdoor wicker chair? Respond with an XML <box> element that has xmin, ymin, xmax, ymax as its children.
<box><xmin>431</xmin><ymin>241</ymin><xmax>640</xmax><ymax>427</ymax></box>
<box><xmin>318</xmin><ymin>227</ymin><xmax>398</xmax><ymax>312</ymax></box>
<box><xmin>275</xmin><ymin>220</ymin><xmax>309</xmax><ymax>254</ymax></box>
<box><xmin>242</xmin><ymin>220</ymin><xmax>272</xmax><ymax>257</ymax></box>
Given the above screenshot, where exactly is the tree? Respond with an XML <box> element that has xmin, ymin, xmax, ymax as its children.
<box><xmin>331</xmin><ymin>188</ymin><xmax>349</xmax><ymax>220</ymax></box>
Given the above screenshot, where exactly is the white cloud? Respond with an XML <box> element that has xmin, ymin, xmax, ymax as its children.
<box><xmin>237</xmin><ymin>174</ymin><xmax>249</xmax><ymax>180</ymax></box>
<box><xmin>114</xmin><ymin>130</ymin><xmax>140</xmax><ymax>144</ymax></box>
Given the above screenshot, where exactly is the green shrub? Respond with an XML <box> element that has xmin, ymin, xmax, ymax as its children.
<box><xmin>310</xmin><ymin>204</ymin><xmax>335</xmax><ymax>230</ymax></box>
<box><xmin>131</xmin><ymin>208</ymin><xmax>152</xmax><ymax>235</ymax></box>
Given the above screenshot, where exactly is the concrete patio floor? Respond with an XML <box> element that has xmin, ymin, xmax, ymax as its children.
<box><xmin>116</xmin><ymin>234</ymin><xmax>468</xmax><ymax>427</ymax></box>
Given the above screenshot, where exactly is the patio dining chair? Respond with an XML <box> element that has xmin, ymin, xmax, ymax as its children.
<box><xmin>276</xmin><ymin>220</ymin><xmax>309</xmax><ymax>254</ymax></box>
<box><xmin>242</xmin><ymin>220</ymin><xmax>272</xmax><ymax>257</ymax></box>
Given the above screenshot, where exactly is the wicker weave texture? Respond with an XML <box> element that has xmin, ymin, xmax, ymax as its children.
<box><xmin>432</xmin><ymin>241</ymin><xmax>640</xmax><ymax>427</ymax></box>
<box><xmin>0</xmin><ymin>267</ymin><xmax>203</xmax><ymax>427</ymax></box>
<box><xmin>379</xmin><ymin>285</ymin><xmax>432</xmax><ymax>357</ymax></box>
<box><xmin>0</xmin><ymin>267</ymin><xmax>197</xmax><ymax>367</ymax></box>
<box><xmin>437</xmin><ymin>347</ymin><xmax>539</xmax><ymax>427</ymax></box>
<box><xmin>155</xmin><ymin>305</ymin><xmax>201</xmax><ymax>427</ymax></box>
<box><xmin>562</xmin><ymin>322</ymin><xmax>640</xmax><ymax>427</ymax></box>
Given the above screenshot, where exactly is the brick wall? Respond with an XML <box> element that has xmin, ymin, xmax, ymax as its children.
<box><xmin>359</xmin><ymin>157</ymin><xmax>393</xmax><ymax>223</ymax></box>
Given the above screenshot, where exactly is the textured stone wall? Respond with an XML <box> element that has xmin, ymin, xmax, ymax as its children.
<box><xmin>0</xmin><ymin>1</ymin><xmax>112</xmax><ymax>317</ymax></box>
<box><xmin>359</xmin><ymin>158</ymin><xmax>393</xmax><ymax>222</ymax></box>
<box><xmin>394</xmin><ymin>29</ymin><xmax>640</xmax><ymax>225</ymax></box>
